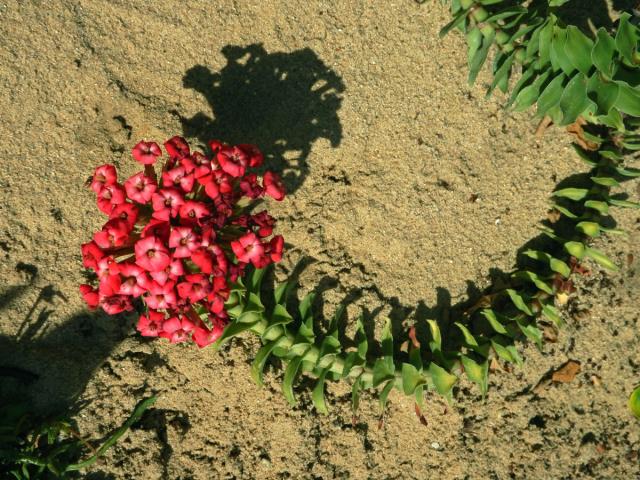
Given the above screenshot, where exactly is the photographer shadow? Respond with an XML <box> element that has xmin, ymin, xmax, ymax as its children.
<box><xmin>176</xmin><ymin>43</ymin><xmax>345</xmax><ymax>194</ymax></box>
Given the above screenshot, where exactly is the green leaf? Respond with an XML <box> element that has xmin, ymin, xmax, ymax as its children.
<box><xmin>592</xmin><ymin>28</ymin><xmax>616</xmax><ymax>77</ymax></box>
<box><xmin>586</xmin><ymin>74</ymin><xmax>619</xmax><ymax>115</ymax></box>
<box><xmin>298</xmin><ymin>292</ymin><xmax>315</xmax><ymax>323</ymax></box>
<box><xmin>469</xmin><ymin>27</ymin><xmax>495</xmax><ymax>85</ymax></box>
<box><xmin>282</xmin><ymin>355</ymin><xmax>305</xmax><ymax>406</ymax></box>
<box><xmin>461</xmin><ymin>355</ymin><xmax>488</xmax><ymax>396</ymax></box>
<box><xmin>427</xmin><ymin>319</ymin><xmax>442</xmax><ymax>353</ymax></box>
<box><xmin>379</xmin><ymin>380</ymin><xmax>395</xmax><ymax>411</ymax></box>
<box><xmin>614</xmin><ymin>84</ymin><xmax>640</xmax><ymax>117</ymax></box>
<box><xmin>213</xmin><ymin>320</ymin><xmax>259</xmax><ymax>349</ymax></box>
<box><xmin>488</xmin><ymin>51</ymin><xmax>515</xmax><ymax>96</ymax></box>
<box><xmin>440</xmin><ymin>10</ymin><xmax>467</xmax><ymax>38</ymax></box>
<box><xmin>551</xmin><ymin>203</ymin><xmax>578</xmax><ymax>219</ymax></box>
<box><xmin>247</xmin><ymin>267</ymin><xmax>267</xmax><ymax>294</ymax></box>
<box><xmin>263</xmin><ymin>304</ymin><xmax>294</xmax><ymax>340</ymax></box>
<box><xmin>537</xmin><ymin>73</ymin><xmax>566</xmax><ymax>116</ymax></box>
<box><xmin>513</xmin><ymin>270</ymin><xmax>553</xmax><ymax>294</ymax></box>
<box><xmin>576</xmin><ymin>221</ymin><xmax>601</xmax><ymax>237</ymax></box>
<box><xmin>584</xmin><ymin>200</ymin><xmax>609</xmax><ymax>214</ymax></box>
<box><xmin>251</xmin><ymin>338</ymin><xmax>284</xmax><ymax>386</ymax></box>
<box><xmin>311</xmin><ymin>369</ymin><xmax>329</xmax><ymax>414</ymax></box>
<box><xmin>565</xmin><ymin>26</ymin><xmax>594</xmax><ymax>74</ymax></box>
<box><xmin>513</xmin><ymin>70</ymin><xmax>551</xmax><ymax>111</ymax></box>
<box><xmin>401</xmin><ymin>363</ymin><xmax>425</xmax><ymax>395</ymax></box>
<box><xmin>591</xmin><ymin>176</ymin><xmax>620</xmax><ymax>187</ymax></box>
<box><xmin>491</xmin><ymin>339</ymin><xmax>522</xmax><ymax>367</ymax></box>
<box><xmin>608</xmin><ymin>198</ymin><xmax>640</xmax><ymax>209</ymax></box>
<box><xmin>552</xmin><ymin>187</ymin><xmax>588</xmax><ymax>201</ymax></box>
<box><xmin>516</xmin><ymin>318</ymin><xmax>543</xmax><ymax>350</ymax></box>
<box><xmin>506</xmin><ymin>289</ymin><xmax>533</xmax><ymax>316</ymax></box>
<box><xmin>551</xmin><ymin>256</ymin><xmax>572</xmax><ymax>275</ymax></box>
<box><xmin>65</xmin><ymin>396</ymin><xmax>157</xmax><ymax>472</ymax></box>
<box><xmin>564</xmin><ymin>241</ymin><xmax>586</xmax><ymax>260</ymax></box>
<box><xmin>455</xmin><ymin>322</ymin><xmax>479</xmax><ymax>347</ymax></box>
<box><xmin>551</xmin><ymin>27</ymin><xmax>575</xmax><ymax>75</ymax></box>
<box><xmin>585</xmin><ymin>247</ymin><xmax>619</xmax><ymax>271</ymax></box>
<box><xmin>615</xmin><ymin>13</ymin><xmax>639</xmax><ymax>65</ymax></box>
<box><xmin>372</xmin><ymin>357</ymin><xmax>395</xmax><ymax>387</ymax></box>
<box><xmin>629</xmin><ymin>385</ymin><xmax>640</xmax><ymax>419</ymax></box>
<box><xmin>542</xmin><ymin>303</ymin><xmax>564</xmax><ymax>327</ymax></box>
<box><xmin>538</xmin><ymin>19</ymin><xmax>554</xmax><ymax>66</ymax></box>
<box><xmin>429</xmin><ymin>362</ymin><xmax>458</xmax><ymax>397</ymax></box>
<box><xmin>381</xmin><ymin>318</ymin><xmax>394</xmax><ymax>359</ymax></box>
<box><xmin>558</xmin><ymin>73</ymin><xmax>590</xmax><ymax>125</ymax></box>
<box><xmin>481</xmin><ymin>309</ymin><xmax>509</xmax><ymax>335</ymax></box>
<box><xmin>274</xmin><ymin>281</ymin><xmax>292</xmax><ymax>305</ymax></box>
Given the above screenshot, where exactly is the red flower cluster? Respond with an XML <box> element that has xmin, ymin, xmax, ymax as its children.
<box><xmin>80</xmin><ymin>136</ymin><xmax>285</xmax><ymax>348</ymax></box>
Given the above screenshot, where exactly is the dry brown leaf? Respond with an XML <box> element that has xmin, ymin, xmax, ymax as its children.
<box><xmin>566</xmin><ymin>117</ymin><xmax>599</xmax><ymax>151</ymax></box>
<box><xmin>551</xmin><ymin>360</ymin><xmax>581</xmax><ymax>383</ymax></box>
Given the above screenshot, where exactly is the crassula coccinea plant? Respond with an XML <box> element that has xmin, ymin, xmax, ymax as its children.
<box><xmin>80</xmin><ymin>136</ymin><xmax>286</xmax><ymax>348</ymax></box>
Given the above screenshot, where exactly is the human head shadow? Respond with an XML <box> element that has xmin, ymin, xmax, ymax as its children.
<box><xmin>177</xmin><ymin>43</ymin><xmax>345</xmax><ymax>194</ymax></box>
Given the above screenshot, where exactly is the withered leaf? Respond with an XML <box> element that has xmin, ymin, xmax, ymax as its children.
<box><xmin>551</xmin><ymin>360</ymin><xmax>581</xmax><ymax>383</ymax></box>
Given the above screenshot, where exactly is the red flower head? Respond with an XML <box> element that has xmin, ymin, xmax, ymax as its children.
<box><xmin>81</xmin><ymin>241</ymin><xmax>105</xmax><ymax>270</ymax></box>
<box><xmin>79</xmin><ymin>284</ymin><xmax>100</xmax><ymax>309</ymax></box>
<box><xmin>217</xmin><ymin>146</ymin><xmax>248</xmax><ymax>178</ymax></box>
<box><xmin>90</xmin><ymin>165</ymin><xmax>117</xmax><ymax>193</ymax></box>
<box><xmin>151</xmin><ymin>188</ymin><xmax>184</xmax><ymax>221</ymax></box>
<box><xmin>192</xmin><ymin>315</ymin><xmax>227</xmax><ymax>348</ymax></box>
<box><xmin>231</xmin><ymin>232</ymin><xmax>265</xmax><ymax>267</ymax></box>
<box><xmin>109</xmin><ymin>202</ymin><xmax>139</xmax><ymax>229</ymax></box>
<box><xmin>145</xmin><ymin>280</ymin><xmax>177</xmax><ymax>310</ymax></box>
<box><xmin>164</xmin><ymin>136</ymin><xmax>190</xmax><ymax>160</ymax></box>
<box><xmin>263</xmin><ymin>171</ymin><xmax>286</xmax><ymax>201</ymax></box>
<box><xmin>179</xmin><ymin>200</ymin><xmax>210</xmax><ymax>225</ymax></box>
<box><xmin>169</xmin><ymin>226</ymin><xmax>200</xmax><ymax>258</ymax></box>
<box><xmin>238</xmin><ymin>144</ymin><xmax>264</xmax><ymax>168</ymax></box>
<box><xmin>82</xmin><ymin>136</ymin><xmax>287</xmax><ymax>348</ymax></box>
<box><xmin>159</xmin><ymin>316</ymin><xmax>195</xmax><ymax>344</ymax></box>
<box><xmin>132</xmin><ymin>141</ymin><xmax>162</xmax><ymax>165</ymax></box>
<box><xmin>93</xmin><ymin>218</ymin><xmax>131</xmax><ymax>249</ymax></box>
<box><xmin>96</xmin><ymin>183</ymin><xmax>126</xmax><ymax>215</ymax></box>
<box><xmin>162</xmin><ymin>166</ymin><xmax>195</xmax><ymax>193</ymax></box>
<box><xmin>124</xmin><ymin>172</ymin><xmax>157</xmax><ymax>204</ymax></box>
<box><xmin>135</xmin><ymin>235</ymin><xmax>171</xmax><ymax>272</ymax></box>
<box><xmin>137</xmin><ymin>310</ymin><xmax>165</xmax><ymax>337</ymax></box>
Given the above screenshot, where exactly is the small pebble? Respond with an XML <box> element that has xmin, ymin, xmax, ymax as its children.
<box><xmin>431</xmin><ymin>442</ymin><xmax>440</xmax><ymax>450</ymax></box>
<box><xmin>495</xmin><ymin>218</ymin><xmax>502</xmax><ymax>225</ymax></box>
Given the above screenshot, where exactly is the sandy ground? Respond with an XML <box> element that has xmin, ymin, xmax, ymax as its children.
<box><xmin>1</xmin><ymin>1</ymin><xmax>639</xmax><ymax>478</ymax></box>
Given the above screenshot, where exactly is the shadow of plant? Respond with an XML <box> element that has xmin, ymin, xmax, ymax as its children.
<box><xmin>0</xmin><ymin>265</ymin><xmax>134</xmax><ymax>415</ymax></box>
<box><xmin>552</xmin><ymin>0</ymin><xmax>639</xmax><ymax>36</ymax></box>
<box><xmin>176</xmin><ymin>43</ymin><xmax>345</xmax><ymax>194</ymax></box>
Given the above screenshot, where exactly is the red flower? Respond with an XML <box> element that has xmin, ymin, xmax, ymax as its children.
<box><xmin>150</xmin><ymin>258</ymin><xmax>184</xmax><ymax>285</ymax></box>
<box><xmin>177</xmin><ymin>273</ymin><xmax>212</xmax><ymax>303</ymax></box>
<box><xmin>231</xmin><ymin>232</ymin><xmax>265</xmax><ymax>266</ymax></box>
<box><xmin>132</xmin><ymin>141</ymin><xmax>162</xmax><ymax>165</ymax></box>
<box><xmin>263</xmin><ymin>171</ymin><xmax>285</xmax><ymax>201</ymax></box>
<box><xmin>118</xmin><ymin>263</ymin><xmax>149</xmax><ymax>297</ymax></box>
<box><xmin>100</xmin><ymin>295</ymin><xmax>133</xmax><ymax>315</ymax></box>
<box><xmin>90</xmin><ymin>165</ymin><xmax>117</xmax><ymax>193</ymax></box>
<box><xmin>79</xmin><ymin>284</ymin><xmax>100</xmax><ymax>309</ymax></box>
<box><xmin>109</xmin><ymin>202</ymin><xmax>139</xmax><ymax>229</ymax></box>
<box><xmin>169</xmin><ymin>226</ymin><xmax>200</xmax><ymax>258</ymax></box>
<box><xmin>217</xmin><ymin>146</ymin><xmax>248</xmax><ymax>177</ymax></box>
<box><xmin>191</xmin><ymin>245</ymin><xmax>227</xmax><ymax>276</ymax></box>
<box><xmin>137</xmin><ymin>310</ymin><xmax>165</xmax><ymax>337</ymax></box>
<box><xmin>268</xmin><ymin>235</ymin><xmax>284</xmax><ymax>263</ymax></box>
<box><xmin>239</xmin><ymin>173</ymin><xmax>264</xmax><ymax>199</ymax></box>
<box><xmin>192</xmin><ymin>315</ymin><xmax>226</xmax><ymax>348</ymax></box>
<box><xmin>179</xmin><ymin>200</ymin><xmax>210</xmax><ymax>224</ymax></box>
<box><xmin>180</xmin><ymin>152</ymin><xmax>211</xmax><ymax>178</ymax></box>
<box><xmin>81</xmin><ymin>241</ymin><xmax>105</xmax><ymax>270</ymax></box>
<box><xmin>96</xmin><ymin>183</ymin><xmax>126</xmax><ymax>215</ymax></box>
<box><xmin>159</xmin><ymin>316</ymin><xmax>195</xmax><ymax>343</ymax></box>
<box><xmin>135</xmin><ymin>236</ymin><xmax>171</xmax><ymax>272</ymax></box>
<box><xmin>162</xmin><ymin>166</ymin><xmax>194</xmax><ymax>193</ymax></box>
<box><xmin>250</xmin><ymin>211</ymin><xmax>275</xmax><ymax>237</ymax></box>
<box><xmin>141</xmin><ymin>219</ymin><xmax>170</xmax><ymax>242</ymax></box>
<box><xmin>164</xmin><ymin>136</ymin><xmax>190</xmax><ymax>160</ymax></box>
<box><xmin>145</xmin><ymin>280</ymin><xmax>177</xmax><ymax>310</ymax></box>
<box><xmin>151</xmin><ymin>188</ymin><xmax>184</xmax><ymax>221</ymax></box>
<box><xmin>94</xmin><ymin>218</ymin><xmax>131</xmax><ymax>249</ymax></box>
<box><xmin>238</xmin><ymin>144</ymin><xmax>263</xmax><ymax>168</ymax></box>
<box><xmin>124</xmin><ymin>172</ymin><xmax>157</xmax><ymax>204</ymax></box>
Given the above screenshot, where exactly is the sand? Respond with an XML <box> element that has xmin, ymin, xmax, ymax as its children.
<box><xmin>1</xmin><ymin>0</ymin><xmax>639</xmax><ymax>478</ymax></box>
